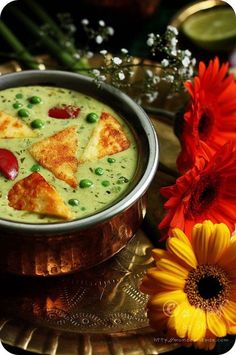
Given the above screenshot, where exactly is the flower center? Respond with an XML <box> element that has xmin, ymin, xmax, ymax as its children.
<box><xmin>188</xmin><ymin>174</ymin><xmax>220</xmax><ymax>217</ymax></box>
<box><xmin>198</xmin><ymin>111</ymin><xmax>213</xmax><ymax>141</ymax></box>
<box><xmin>184</xmin><ymin>265</ymin><xmax>230</xmax><ymax>311</ymax></box>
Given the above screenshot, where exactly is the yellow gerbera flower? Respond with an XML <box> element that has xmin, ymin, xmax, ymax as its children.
<box><xmin>140</xmin><ymin>220</ymin><xmax>236</xmax><ymax>347</ymax></box>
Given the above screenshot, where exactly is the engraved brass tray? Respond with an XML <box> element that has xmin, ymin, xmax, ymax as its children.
<box><xmin>0</xmin><ymin>57</ymin><xmax>181</xmax><ymax>354</ymax></box>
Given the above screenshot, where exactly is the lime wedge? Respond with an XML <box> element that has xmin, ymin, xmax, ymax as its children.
<box><xmin>182</xmin><ymin>7</ymin><xmax>236</xmax><ymax>51</ymax></box>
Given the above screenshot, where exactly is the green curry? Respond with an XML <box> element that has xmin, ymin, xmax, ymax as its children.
<box><xmin>0</xmin><ymin>86</ymin><xmax>138</xmax><ymax>223</ymax></box>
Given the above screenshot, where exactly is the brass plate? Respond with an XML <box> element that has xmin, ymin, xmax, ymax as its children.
<box><xmin>0</xmin><ymin>56</ymin><xmax>182</xmax><ymax>354</ymax></box>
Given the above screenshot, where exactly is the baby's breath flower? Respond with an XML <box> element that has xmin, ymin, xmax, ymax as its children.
<box><xmin>100</xmin><ymin>49</ymin><xmax>108</xmax><ymax>55</ymax></box>
<box><xmin>182</xmin><ymin>56</ymin><xmax>191</xmax><ymax>67</ymax></box>
<box><xmin>98</xmin><ymin>20</ymin><xmax>105</xmax><ymax>27</ymax></box>
<box><xmin>167</xmin><ymin>25</ymin><xmax>178</xmax><ymax>35</ymax></box>
<box><xmin>192</xmin><ymin>58</ymin><xmax>197</xmax><ymax>66</ymax></box>
<box><xmin>81</xmin><ymin>18</ymin><xmax>89</xmax><ymax>25</ymax></box>
<box><xmin>73</xmin><ymin>53</ymin><xmax>81</xmax><ymax>59</ymax></box>
<box><xmin>92</xmin><ymin>69</ymin><xmax>100</xmax><ymax>76</ymax></box>
<box><xmin>147</xmin><ymin>37</ymin><xmax>154</xmax><ymax>47</ymax></box>
<box><xmin>161</xmin><ymin>59</ymin><xmax>169</xmax><ymax>67</ymax></box>
<box><xmin>166</xmin><ymin>75</ymin><xmax>174</xmax><ymax>83</ymax></box>
<box><xmin>113</xmin><ymin>57</ymin><xmax>122</xmax><ymax>65</ymax></box>
<box><xmin>95</xmin><ymin>35</ymin><xmax>103</xmax><ymax>44</ymax></box>
<box><xmin>121</xmin><ymin>48</ymin><xmax>128</xmax><ymax>54</ymax></box>
<box><xmin>146</xmin><ymin>69</ymin><xmax>153</xmax><ymax>77</ymax></box>
<box><xmin>171</xmin><ymin>37</ymin><xmax>178</xmax><ymax>47</ymax></box>
<box><xmin>86</xmin><ymin>51</ymin><xmax>94</xmax><ymax>58</ymax></box>
<box><xmin>107</xmin><ymin>27</ymin><xmax>114</xmax><ymax>36</ymax></box>
<box><xmin>118</xmin><ymin>71</ymin><xmax>125</xmax><ymax>80</ymax></box>
<box><xmin>185</xmin><ymin>49</ymin><xmax>192</xmax><ymax>57</ymax></box>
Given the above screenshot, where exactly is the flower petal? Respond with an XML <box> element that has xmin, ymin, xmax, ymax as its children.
<box><xmin>150</xmin><ymin>290</ymin><xmax>187</xmax><ymax>309</ymax></box>
<box><xmin>187</xmin><ymin>307</ymin><xmax>207</xmax><ymax>341</ymax></box>
<box><xmin>173</xmin><ymin>301</ymin><xmax>194</xmax><ymax>338</ymax></box>
<box><xmin>207</xmin><ymin>223</ymin><xmax>230</xmax><ymax>264</ymax></box>
<box><xmin>156</xmin><ymin>258</ymin><xmax>189</xmax><ymax>279</ymax></box>
<box><xmin>170</xmin><ymin>228</ymin><xmax>192</xmax><ymax>247</ymax></box>
<box><xmin>191</xmin><ymin>220</ymin><xmax>214</xmax><ymax>264</ymax></box>
<box><xmin>218</xmin><ymin>238</ymin><xmax>236</xmax><ymax>271</ymax></box>
<box><xmin>221</xmin><ymin>301</ymin><xmax>236</xmax><ymax>327</ymax></box>
<box><xmin>146</xmin><ymin>269</ymin><xmax>186</xmax><ymax>290</ymax></box>
<box><xmin>167</xmin><ymin>237</ymin><xmax>197</xmax><ymax>269</ymax></box>
<box><xmin>207</xmin><ymin>312</ymin><xmax>227</xmax><ymax>337</ymax></box>
<box><xmin>152</xmin><ymin>248</ymin><xmax>170</xmax><ymax>261</ymax></box>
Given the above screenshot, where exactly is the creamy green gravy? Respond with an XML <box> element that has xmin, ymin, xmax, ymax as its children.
<box><xmin>0</xmin><ymin>86</ymin><xmax>138</xmax><ymax>223</ymax></box>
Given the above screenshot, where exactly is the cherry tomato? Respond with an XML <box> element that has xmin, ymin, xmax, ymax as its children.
<box><xmin>0</xmin><ymin>148</ymin><xmax>19</xmax><ymax>180</ymax></box>
<box><xmin>48</xmin><ymin>105</ymin><xmax>80</xmax><ymax>119</ymax></box>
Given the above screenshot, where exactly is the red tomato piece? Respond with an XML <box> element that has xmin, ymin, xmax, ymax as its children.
<box><xmin>0</xmin><ymin>148</ymin><xmax>19</xmax><ymax>180</ymax></box>
<box><xmin>48</xmin><ymin>105</ymin><xmax>81</xmax><ymax>119</ymax></box>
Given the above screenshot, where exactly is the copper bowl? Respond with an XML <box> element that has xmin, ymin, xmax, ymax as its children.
<box><xmin>0</xmin><ymin>70</ymin><xmax>158</xmax><ymax>276</ymax></box>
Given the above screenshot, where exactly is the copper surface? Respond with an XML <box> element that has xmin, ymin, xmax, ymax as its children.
<box><xmin>0</xmin><ymin>230</ymin><xmax>178</xmax><ymax>354</ymax></box>
<box><xmin>0</xmin><ymin>196</ymin><xmax>146</xmax><ymax>276</ymax></box>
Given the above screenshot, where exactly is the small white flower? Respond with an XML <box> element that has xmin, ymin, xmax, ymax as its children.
<box><xmin>171</xmin><ymin>49</ymin><xmax>177</xmax><ymax>56</ymax></box>
<box><xmin>182</xmin><ymin>56</ymin><xmax>191</xmax><ymax>67</ymax></box>
<box><xmin>98</xmin><ymin>20</ymin><xmax>105</xmax><ymax>27</ymax></box>
<box><xmin>148</xmin><ymin>33</ymin><xmax>155</xmax><ymax>38</ymax></box>
<box><xmin>153</xmin><ymin>75</ymin><xmax>160</xmax><ymax>84</ymax></box>
<box><xmin>113</xmin><ymin>57</ymin><xmax>122</xmax><ymax>65</ymax></box>
<box><xmin>147</xmin><ymin>37</ymin><xmax>154</xmax><ymax>46</ymax></box>
<box><xmin>73</xmin><ymin>53</ymin><xmax>81</xmax><ymax>60</ymax></box>
<box><xmin>161</xmin><ymin>59</ymin><xmax>169</xmax><ymax>67</ymax></box>
<box><xmin>95</xmin><ymin>35</ymin><xmax>103</xmax><ymax>44</ymax></box>
<box><xmin>145</xmin><ymin>69</ymin><xmax>153</xmax><ymax>78</ymax></box>
<box><xmin>121</xmin><ymin>48</ymin><xmax>128</xmax><ymax>54</ymax></box>
<box><xmin>188</xmin><ymin>67</ymin><xmax>194</xmax><ymax>77</ymax></box>
<box><xmin>118</xmin><ymin>71</ymin><xmax>125</xmax><ymax>80</ymax></box>
<box><xmin>167</xmin><ymin>25</ymin><xmax>178</xmax><ymax>35</ymax></box>
<box><xmin>192</xmin><ymin>58</ymin><xmax>197</xmax><ymax>66</ymax></box>
<box><xmin>92</xmin><ymin>69</ymin><xmax>100</xmax><ymax>76</ymax></box>
<box><xmin>100</xmin><ymin>75</ymin><xmax>106</xmax><ymax>81</ymax></box>
<box><xmin>107</xmin><ymin>27</ymin><xmax>114</xmax><ymax>36</ymax></box>
<box><xmin>185</xmin><ymin>49</ymin><xmax>192</xmax><ymax>57</ymax></box>
<box><xmin>81</xmin><ymin>18</ymin><xmax>89</xmax><ymax>25</ymax></box>
<box><xmin>178</xmin><ymin>67</ymin><xmax>186</xmax><ymax>76</ymax></box>
<box><xmin>166</xmin><ymin>75</ymin><xmax>174</xmax><ymax>83</ymax></box>
<box><xmin>100</xmin><ymin>49</ymin><xmax>108</xmax><ymax>55</ymax></box>
<box><xmin>129</xmin><ymin>71</ymin><xmax>135</xmax><ymax>77</ymax></box>
<box><xmin>86</xmin><ymin>51</ymin><xmax>94</xmax><ymax>58</ymax></box>
<box><xmin>171</xmin><ymin>37</ymin><xmax>178</xmax><ymax>48</ymax></box>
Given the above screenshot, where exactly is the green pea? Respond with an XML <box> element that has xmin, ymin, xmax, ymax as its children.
<box><xmin>18</xmin><ymin>108</ymin><xmax>30</xmax><ymax>118</ymax></box>
<box><xmin>86</xmin><ymin>112</ymin><xmax>99</xmax><ymax>123</ymax></box>
<box><xmin>79</xmin><ymin>179</ymin><xmax>93</xmax><ymax>188</ymax></box>
<box><xmin>30</xmin><ymin>96</ymin><xmax>42</xmax><ymax>104</ymax></box>
<box><xmin>95</xmin><ymin>167</ymin><xmax>104</xmax><ymax>176</ymax></box>
<box><xmin>68</xmin><ymin>199</ymin><xmax>80</xmax><ymax>206</ymax></box>
<box><xmin>13</xmin><ymin>102</ymin><xmax>23</xmax><ymax>109</ymax></box>
<box><xmin>31</xmin><ymin>119</ymin><xmax>45</xmax><ymax>129</ymax></box>
<box><xmin>30</xmin><ymin>164</ymin><xmax>40</xmax><ymax>172</ymax></box>
<box><xmin>27</xmin><ymin>103</ymin><xmax>33</xmax><ymax>109</ymax></box>
<box><xmin>102</xmin><ymin>180</ymin><xmax>110</xmax><ymax>187</ymax></box>
<box><xmin>107</xmin><ymin>157</ymin><xmax>116</xmax><ymax>163</ymax></box>
<box><xmin>117</xmin><ymin>176</ymin><xmax>129</xmax><ymax>184</ymax></box>
<box><xmin>15</xmin><ymin>93</ymin><xmax>23</xmax><ymax>99</ymax></box>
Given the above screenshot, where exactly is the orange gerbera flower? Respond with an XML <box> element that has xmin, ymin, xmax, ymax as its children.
<box><xmin>177</xmin><ymin>57</ymin><xmax>236</xmax><ymax>173</ymax></box>
<box><xmin>159</xmin><ymin>142</ymin><xmax>236</xmax><ymax>238</ymax></box>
